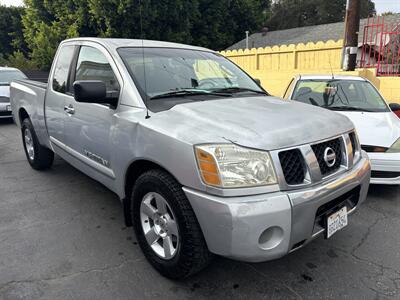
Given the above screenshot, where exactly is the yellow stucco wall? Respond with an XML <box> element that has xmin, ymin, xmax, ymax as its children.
<box><xmin>220</xmin><ymin>40</ymin><xmax>400</xmax><ymax>103</ymax></box>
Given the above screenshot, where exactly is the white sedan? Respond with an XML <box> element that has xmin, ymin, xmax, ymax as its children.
<box><xmin>284</xmin><ymin>75</ymin><xmax>400</xmax><ymax>184</ymax></box>
<box><xmin>0</xmin><ymin>67</ymin><xmax>27</xmax><ymax>119</ymax></box>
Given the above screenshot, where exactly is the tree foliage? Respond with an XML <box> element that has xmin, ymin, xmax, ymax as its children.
<box><xmin>21</xmin><ymin>0</ymin><xmax>94</xmax><ymax>70</ymax></box>
<box><xmin>89</xmin><ymin>0</ymin><xmax>199</xmax><ymax>42</ymax></box>
<box><xmin>192</xmin><ymin>0</ymin><xmax>270</xmax><ymax>49</ymax></box>
<box><xmin>0</xmin><ymin>0</ymin><xmax>379</xmax><ymax>70</ymax></box>
<box><xmin>18</xmin><ymin>0</ymin><xmax>270</xmax><ymax>69</ymax></box>
<box><xmin>267</xmin><ymin>0</ymin><xmax>376</xmax><ymax>30</ymax></box>
<box><xmin>0</xmin><ymin>51</ymin><xmax>37</xmax><ymax>69</ymax></box>
<box><xmin>0</xmin><ymin>5</ymin><xmax>26</xmax><ymax>57</ymax></box>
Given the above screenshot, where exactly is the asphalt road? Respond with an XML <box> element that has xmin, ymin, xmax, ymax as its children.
<box><xmin>0</xmin><ymin>119</ymin><xmax>399</xmax><ymax>300</ymax></box>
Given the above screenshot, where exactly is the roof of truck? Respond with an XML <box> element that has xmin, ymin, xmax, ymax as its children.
<box><xmin>295</xmin><ymin>74</ymin><xmax>366</xmax><ymax>81</ymax></box>
<box><xmin>62</xmin><ymin>37</ymin><xmax>215</xmax><ymax>53</ymax></box>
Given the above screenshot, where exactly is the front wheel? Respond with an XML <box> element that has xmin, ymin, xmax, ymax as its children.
<box><xmin>132</xmin><ymin>169</ymin><xmax>212</xmax><ymax>279</ymax></box>
<box><xmin>21</xmin><ymin>118</ymin><xmax>54</xmax><ymax>170</ymax></box>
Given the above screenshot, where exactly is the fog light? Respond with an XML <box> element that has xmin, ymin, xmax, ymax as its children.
<box><xmin>258</xmin><ymin>226</ymin><xmax>284</xmax><ymax>250</ymax></box>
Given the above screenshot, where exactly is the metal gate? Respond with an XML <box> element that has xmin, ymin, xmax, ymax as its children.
<box><xmin>360</xmin><ymin>16</ymin><xmax>400</xmax><ymax>76</ymax></box>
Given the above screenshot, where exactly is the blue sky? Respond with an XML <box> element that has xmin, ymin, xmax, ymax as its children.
<box><xmin>1</xmin><ymin>0</ymin><xmax>399</xmax><ymax>14</ymax></box>
<box><xmin>372</xmin><ymin>0</ymin><xmax>400</xmax><ymax>14</ymax></box>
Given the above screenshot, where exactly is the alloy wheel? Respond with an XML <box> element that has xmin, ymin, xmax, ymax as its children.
<box><xmin>140</xmin><ymin>192</ymin><xmax>179</xmax><ymax>259</ymax></box>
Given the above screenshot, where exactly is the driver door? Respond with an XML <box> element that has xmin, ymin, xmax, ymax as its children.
<box><xmin>63</xmin><ymin>44</ymin><xmax>121</xmax><ymax>179</ymax></box>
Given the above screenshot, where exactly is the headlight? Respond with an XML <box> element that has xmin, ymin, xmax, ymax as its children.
<box><xmin>195</xmin><ymin>144</ymin><xmax>277</xmax><ymax>188</ymax></box>
<box><xmin>387</xmin><ymin>138</ymin><xmax>400</xmax><ymax>153</ymax></box>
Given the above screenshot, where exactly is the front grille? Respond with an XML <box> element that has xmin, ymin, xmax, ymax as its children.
<box><xmin>279</xmin><ymin>149</ymin><xmax>305</xmax><ymax>185</ymax></box>
<box><xmin>371</xmin><ymin>171</ymin><xmax>400</xmax><ymax>178</ymax></box>
<box><xmin>311</xmin><ymin>138</ymin><xmax>343</xmax><ymax>176</ymax></box>
<box><xmin>0</xmin><ymin>96</ymin><xmax>9</xmax><ymax>103</ymax></box>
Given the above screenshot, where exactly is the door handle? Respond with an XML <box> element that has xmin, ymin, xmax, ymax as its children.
<box><xmin>64</xmin><ymin>104</ymin><xmax>75</xmax><ymax>115</ymax></box>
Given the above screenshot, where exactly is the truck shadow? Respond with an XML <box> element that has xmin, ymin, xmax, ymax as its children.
<box><xmin>0</xmin><ymin>118</ymin><xmax>14</xmax><ymax>125</ymax></box>
<box><xmin>368</xmin><ymin>183</ymin><xmax>400</xmax><ymax>198</ymax></box>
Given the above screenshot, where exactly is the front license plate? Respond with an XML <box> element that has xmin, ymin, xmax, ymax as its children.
<box><xmin>6</xmin><ymin>105</ymin><xmax>11</xmax><ymax>111</ymax></box>
<box><xmin>326</xmin><ymin>206</ymin><xmax>348</xmax><ymax>238</ymax></box>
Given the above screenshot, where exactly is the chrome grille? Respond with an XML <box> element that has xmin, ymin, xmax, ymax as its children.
<box><xmin>274</xmin><ymin>133</ymin><xmax>355</xmax><ymax>190</ymax></box>
<box><xmin>311</xmin><ymin>138</ymin><xmax>343</xmax><ymax>176</ymax></box>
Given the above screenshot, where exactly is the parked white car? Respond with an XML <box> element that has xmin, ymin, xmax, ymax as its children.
<box><xmin>0</xmin><ymin>67</ymin><xmax>27</xmax><ymax>119</ymax></box>
<box><xmin>284</xmin><ymin>75</ymin><xmax>400</xmax><ymax>184</ymax></box>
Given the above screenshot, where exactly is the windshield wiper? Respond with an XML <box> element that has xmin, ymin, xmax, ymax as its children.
<box><xmin>211</xmin><ymin>87</ymin><xmax>267</xmax><ymax>95</ymax></box>
<box><xmin>324</xmin><ymin>106</ymin><xmax>374</xmax><ymax>112</ymax></box>
<box><xmin>150</xmin><ymin>89</ymin><xmax>232</xmax><ymax>100</ymax></box>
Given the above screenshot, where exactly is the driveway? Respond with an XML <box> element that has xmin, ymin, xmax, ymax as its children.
<box><xmin>0</xmin><ymin>120</ymin><xmax>399</xmax><ymax>300</ymax></box>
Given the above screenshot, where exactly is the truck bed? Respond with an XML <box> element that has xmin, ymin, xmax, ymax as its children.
<box><xmin>10</xmin><ymin>79</ymin><xmax>50</xmax><ymax>148</ymax></box>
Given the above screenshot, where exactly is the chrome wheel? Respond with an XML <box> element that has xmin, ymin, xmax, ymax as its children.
<box><xmin>140</xmin><ymin>192</ymin><xmax>179</xmax><ymax>259</ymax></box>
<box><xmin>24</xmin><ymin>128</ymin><xmax>35</xmax><ymax>161</ymax></box>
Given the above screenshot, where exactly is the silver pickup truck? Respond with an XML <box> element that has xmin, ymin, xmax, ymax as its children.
<box><xmin>11</xmin><ymin>38</ymin><xmax>371</xmax><ymax>279</ymax></box>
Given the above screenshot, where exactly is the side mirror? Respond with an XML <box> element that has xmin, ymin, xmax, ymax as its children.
<box><xmin>73</xmin><ymin>80</ymin><xmax>117</xmax><ymax>106</ymax></box>
<box><xmin>389</xmin><ymin>103</ymin><xmax>400</xmax><ymax>112</ymax></box>
<box><xmin>254</xmin><ymin>78</ymin><xmax>261</xmax><ymax>86</ymax></box>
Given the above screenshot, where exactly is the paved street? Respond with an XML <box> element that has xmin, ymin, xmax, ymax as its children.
<box><xmin>0</xmin><ymin>119</ymin><xmax>399</xmax><ymax>300</ymax></box>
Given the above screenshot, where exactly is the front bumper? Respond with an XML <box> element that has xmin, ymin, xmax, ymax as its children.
<box><xmin>184</xmin><ymin>153</ymin><xmax>370</xmax><ymax>262</ymax></box>
<box><xmin>368</xmin><ymin>152</ymin><xmax>400</xmax><ymax>185</ymax></box>
<box><xmin>0</xmin><ymin>102</ymin><xmax>12</xmax><ymax>119</ymax></box>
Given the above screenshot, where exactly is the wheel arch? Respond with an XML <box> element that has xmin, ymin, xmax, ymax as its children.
<box><xmin>18</xmin><ymin>107</ymin><xmax>30</xmax><ymax>124</ymax></box>
<box><xmin>123</xmin><ymin>159</ymin><xmax>180</xmax><ymax>227</ymax></box>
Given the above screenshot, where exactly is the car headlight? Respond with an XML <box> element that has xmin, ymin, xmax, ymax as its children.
<box><xmin>387</xmin><ymin>138</ymin><xmax>400</xmax><ymax>153</ymax></box>
<box><xmin>195</xmin><ymin>144</ymin><xmax>277</xmax><ymax>188</ymax></box>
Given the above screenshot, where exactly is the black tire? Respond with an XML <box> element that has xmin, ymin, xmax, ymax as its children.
<box><xmin>131</xmin><ymin>169</ymin><xmax>212</xmax><ymax>279</ymax></box>
<box><xmin>21</xmin><ymin>118</ymin><xmax>54</xmax><ymax>170</ymax></box>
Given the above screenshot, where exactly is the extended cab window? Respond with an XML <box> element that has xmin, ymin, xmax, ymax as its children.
<box><xmin>52</xmin><ymin>45</ymin><xmax>75</xmax><ymax>93</ymax></box>
<box><xmin>75</xmin><ymin>46</ymin><xmax>120</xmax><ymax>95</ymax></box>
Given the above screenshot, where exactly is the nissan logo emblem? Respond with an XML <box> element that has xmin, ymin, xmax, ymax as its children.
<box><xmin>323</xmin><ymin>147</ymin><xmax>336</xmax><ymax>167</ymax></box>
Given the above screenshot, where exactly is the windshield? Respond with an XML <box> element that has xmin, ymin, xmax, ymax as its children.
<box><xmin>292</xmin><ymin>79</ymin><xmax>389</xmax><ymax>112</ymax></box>
<box><xmin>118</xmin><ymin>47</ymin><xmax>265</xmax><ymax>105</ymax></box>
<box><xmin>0</xmin><ymin>70</ymin><xmax>27</xmax><ymax>85</ymax></box>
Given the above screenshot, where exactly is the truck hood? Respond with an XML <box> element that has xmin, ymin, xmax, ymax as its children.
<box><xmin>336</xmin><ymin>111</ymin><xmax>400</xmax><ymax>148</ymax></box>
<box><xmin>0</xmin><ymin>85</ymin><xmax>10</xmax><ymax>98</ymax></box>
<box><xmin>147</xmin><ymin>96</ymin><xmax>354</xmax><ymax>150</ymax></box>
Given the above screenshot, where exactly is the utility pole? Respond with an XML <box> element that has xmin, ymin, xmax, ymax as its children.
<box><xmin>343</xmin><ymin>0</ymin><xmax>361</xmax><ymax>71</ymax></box>
<box><xmin>245</xmin><ymin>31</ymin><xmax>249</xmax><ymax>49</ymax></box>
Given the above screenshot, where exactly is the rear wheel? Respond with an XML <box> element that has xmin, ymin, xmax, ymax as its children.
<box><xmin>21</xmin><ymin>118</ymin><xmax>54</xmax><ymax>170</ymax></box>
<box><xmin>131</xmin><ymin>169</ymin><xmax>212</xmax><ymax>279</ymax></box>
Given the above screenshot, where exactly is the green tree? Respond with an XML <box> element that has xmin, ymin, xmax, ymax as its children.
<box><xmin>381</xmin><ymin>11</ymin><xmax>394</xmax><ymax>17</ymax></box>
<box><xmin>360</xmin><ymin>0</ymin><xmax>375</xmax><ymax>17</ymax></box>
<box><xmin>0</xmin><ymin>5</ymin><xmax>26</xmax><ymax>57</ymax></box>
<box><xmin>22</xmin><ymin>0</ymin><xmax>94</xmax><ymax>70</ymax></box>
<box><xmin>21</xmin><ymin>0</ymin><xmax>269</xmax><ymax>68</ymax></box>
<box><xmin>192</xmin><ymin>0</ymin><xmax>270</xmax><ymax>50</ymax></box>
<box><xmin>4</xmin><ymin>51</ymin><xmax>37</xmax><ymax>70</ymax></box>
<box><xmin>267</xmin><ymin>0</ymin><xmax>375</xmax><ymax>31</ymax></box>
<box><xmin>88</xmin><ymin>0</ymin><xmax>199</xmax><ymax>43</ymax></box>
